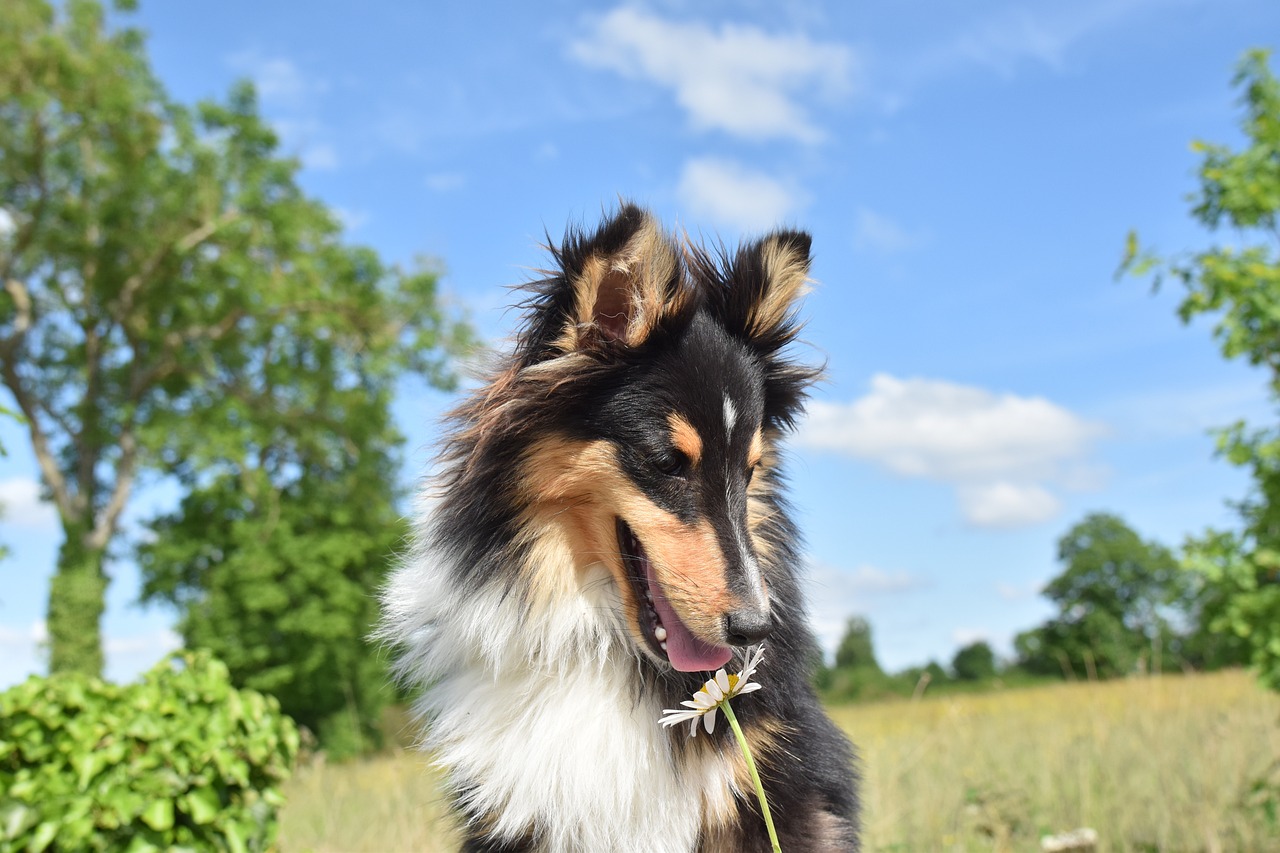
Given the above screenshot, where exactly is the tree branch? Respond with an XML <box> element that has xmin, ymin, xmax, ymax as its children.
<box><xmin>88</xmin><ymin>429</ymin><xmax>137</xmax><ymax>551</ymax></box>
<box><xmin>116</xmin><ymin>209</ymin><xmax>241</xmax><ymax>322</ymax></box>
<box><xmin>0</xmin><ymin>357</ymin><xmax>79</xmax><ymax>523</ymax></box>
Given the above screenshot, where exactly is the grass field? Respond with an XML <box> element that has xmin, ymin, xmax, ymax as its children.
<box><xmin>279</xmin><ymin>670</ymin><xmax>1280</xmax><ymax>852</ymax></box>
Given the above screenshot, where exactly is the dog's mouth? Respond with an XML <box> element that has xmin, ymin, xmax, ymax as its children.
<box><xmin>617</xmin><ymin>519</ymin><xmax>733</xmax><ymax>673</ymax></box>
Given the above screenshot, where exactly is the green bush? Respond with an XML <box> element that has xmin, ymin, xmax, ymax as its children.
<box><xmin>0</xmin><ymin>650</ymin><xmax>299</xmax><ymax>852</ymax></box>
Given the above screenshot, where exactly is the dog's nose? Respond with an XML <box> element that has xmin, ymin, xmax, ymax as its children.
<box><xmin>725</xmin><ymin>608</ymin><xmax>773</xmax><ymax>646</ymax></box>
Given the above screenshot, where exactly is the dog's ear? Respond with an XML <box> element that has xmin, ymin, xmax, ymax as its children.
<box><xmin>523</xmin><ymin>205</ymin><xmax>688</xmax><ymax>361</ymax></box>
<box><xmin>705</xmin><ymin>230</ymin><xmax>812</xmax><ymax>355</ymax></box>
<box><xmin>697</xmin><ymin>230</ymin><xmax>821</xmax><ymax>429</ymax></box>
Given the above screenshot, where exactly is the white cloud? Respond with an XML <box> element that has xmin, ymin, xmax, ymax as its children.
<box><xmin>853</xmin><ymin>207</ymin><xmax>921</xmax><ymax>253</ymax></box>
<box><xmin>302</xmin><ymin>143</ymin><xmax>340</xmax><ymax>172</ymax></box>
<box><xmin>0</xmin><ymin>621</ymin><xmax>184</xmax><ymax>688</ymax></box>
<box><xmin>333</xmin><ymin>207</ymin><xmax>370</xmax><ymax>232</ymax></box>
<box><xmin>1100</xmin><ymin>381</ymin><xmax>1269</xmax><ymax>441</ymax></box>
<box><xmin>0</xmin><ymin>620</ymin><xmax>47</xmax><ymax>647</ymax></box>
<box><xmin>570</xmin><ymin>7</ymin><xmax>855</xmax><ymax>143</ymax></box>
<box><xmin>952</xmin><ymin>627</ymin><xmax>990</xmax><ymax>647</ymax></box>
<box><xmin>0</xmin><ymin>477</ymin><xmax>57</xmax><ymax>529</ymax></box>
<box><xmin>0</xmin><ymin>621</ymin><xmax>46</xmax><ymax>688</ymax></box>
<box><xmin>227</xmin><ymin>53</ymin><xmax>322</xmax><ymax>106</ymax></box>
<box><xmin>425</xmin><ymin>172</ymin><xmax>466</xmax><ymax>192</ymax></box>
<box><xmin>104</xmin><ymin>629</ymin><xmax>183</xmax><ymax>658</ymax></box>
<box><xmin>958</xmin><ymin>482</ymin><xmax>1061</xmax><ymax>528</ymax></box>
<box><xmin>799</xmin><ymin>374</ymin><xmax>1105</xmax><ymax>528</ymax></box>
<box><xmin>996</xmin><ymin>580</ymin><xmax>1043</xmax><ymax>601</ymax></box>
<box><xmin>804</xmin><ymin>561</ymin><xmax>927</xmax><ymax>659</ymax></box>
<box><xmin>916</xmin><ymin>1</ymin><xmax>1154</xmax><ymax>83</ymax></box>
<box><xmin>841</xmin><ymin>564</ymin><xmax>928</xmax><ymax>594</ymax></box>
<box><xmin>226</xmin><ymin>52</ymin><xmax>339</xmax><ymax>171</ymax></box>
<box><xmin>677</xmin><ymin>157</ymin><xmax>804</xmax><ymax>234</ymax></box>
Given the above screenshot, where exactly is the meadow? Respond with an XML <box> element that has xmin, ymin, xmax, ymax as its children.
<box><xmin>278</xmin><ymin>670</ymin><xmax>1280</xmax><ymax>852</ymax></box>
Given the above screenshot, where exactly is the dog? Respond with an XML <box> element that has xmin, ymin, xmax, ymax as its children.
<box><xmin>381</xmin><ymin>205</ymin><xmax>859</xmax><ymax>852</ymax></box>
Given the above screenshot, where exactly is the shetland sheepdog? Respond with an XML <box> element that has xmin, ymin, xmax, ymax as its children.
<box><xmin>381</xmin><ymin>205</ymin><xmax>859</xmax><ymax>852</ymax></box>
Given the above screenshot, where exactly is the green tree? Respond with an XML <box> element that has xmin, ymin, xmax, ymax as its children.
<box><xmin>952</xmin><ymin>641</ymin><xmax>997</xmax><ymax>681</ymax></box>
<box><xmin>834</xmin><ymin>615</ymin><xmax>882</xmax><ymax>674</ymax></box>
<box><xmin>139</xmin><ymin>470</ymin><xmax>403</xmax><ymax>758</ymax></box>
<box><xmin>1125</xmin><ymin>49</ymin><xmax>1280</xmax><ymax>690</ymax></box>
<box><xmin>1015</xmin><ymin>513</ymin><xmax>1182</xmax><ymax>678</ymax></box>
<box><xmin>0</xmin><ymin>0</ymin><xmax>467</xmax><ymax>676</ymax></box>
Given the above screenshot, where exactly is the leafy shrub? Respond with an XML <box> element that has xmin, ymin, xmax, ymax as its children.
<box><xmin>0</xmin><ymin>650</ymin><xmax>299</xmax><ymax>852</ymax></box>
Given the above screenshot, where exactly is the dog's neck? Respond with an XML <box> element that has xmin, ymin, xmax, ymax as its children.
<box><xmin>385</xmin><ymin>547</ymin><xmax>738</xmax><ymax>852</ymax></box>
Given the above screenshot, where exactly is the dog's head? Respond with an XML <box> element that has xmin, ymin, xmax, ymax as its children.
<box><xmin>478</xmin><ymin>205</ymin><xmax>818</xmax><ymax>672</ymax></box>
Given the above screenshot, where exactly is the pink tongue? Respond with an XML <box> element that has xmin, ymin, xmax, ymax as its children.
<box><xmin>646</xmin><ymin>561</ymin><xmax>732</xmax><ymax>672</ymax></box>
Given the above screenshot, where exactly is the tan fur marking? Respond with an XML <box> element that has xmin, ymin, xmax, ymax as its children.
<box><xmin>518</xmin><ymin>436</ymin><xmax>734</xmax><ymax>646</ymax></box>
<box><xmin>747</xmin><ymin>427</ymin><xmax>764</xmax><ymax>469</ymax></box>
<box><xmin>668</xmin><ymin>413</ymin><xmax>704</xmax><ymax>467</ymax></box>
<box><xmin>745</xmin><ymin>433</ymin><xmax>780</xmax><ymax>564</ymax></box>
<box><xmin>751</xmin><ymin>237</ymin><xmax>811</xmax><ymax>336</ymax></box>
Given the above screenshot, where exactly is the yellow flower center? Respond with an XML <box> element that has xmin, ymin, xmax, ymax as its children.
<box><xmin>703</xmin><ymin>673</ymin><xmax>741</xmax><ymax>696</ymax></box>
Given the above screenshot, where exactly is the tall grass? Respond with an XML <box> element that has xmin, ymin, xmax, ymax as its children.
<box><xmin>280</xmin><ymin>752</ymin><xmax>460</xmax><ymax>851</ymax></box>
<box><xmin>279</xmin><ymin>670</ymin><xmax>1279</xmax><ymax>851</ymax></box>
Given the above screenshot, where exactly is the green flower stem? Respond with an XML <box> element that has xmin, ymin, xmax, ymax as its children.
<box><xmin>721</xmin><ymin>700</ymin><xmax>782</xmax><ymax>853</ymax></box>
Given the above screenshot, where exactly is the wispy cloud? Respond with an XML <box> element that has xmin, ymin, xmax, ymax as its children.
<box><xmin>952</xmin><ymin>627</ymin><xmax>991</xmax><ymax>647</ymax></box>
<box><xmin>301</xmin><ymin>143</ymin><xmax>340</xmax><ymax>172</ymax></box>
<box><xmin>804</xmin><ymin>560</ymin><xmax>928</xmax><ymax>658</ymax></box>
<box><xmin>1098</xmin><ymin>380</ymin><xmax>1268</xmax><ymax>441</ymax></box>
<box><xmin>959</xmin><ymin>482</ymin><xmax>1061</xmax><ymax>529</ymax></box>
<box><xmin>425</xmin><ymin>172</ymin><xmax>467</xmax><ymax>192</ymax></box>
<box><xmin>226</xmin><ymin>51</ymin><xmax>339</xmax><ymax>173</ymax></box>
<box><xmin>0</xmin><ymin>477</ymin><xmax>57</xmax><ymax>530</ymax></box>
<box><xmin>911</xmin><ymin>0</ymin><xmax>1165</xmax><ymax>83</ymax></box>
<box><xmin>570</xmin><ymin>6</ymin><xmax>856</xmax><ymax>143</ymax></box>
<box><xmin>677</xmin><ymin>157</ymin><xmax>804</xmax><ymax>234</ymax></box>
<box><xmin>853</xmin><ymin>207</ymin><xmax>923</xmax><ymax>253</ymax></box>
<box><xmin>227</xmin><ymin>52</ymin><xmax>328</xmax><ymax>107</ymax></box>
<box><xmin>104</xmin><ymin>629</ymin><xmax>183</xmax><ymax>658</ymax></box>
<box><xmin>799</xmin><ymin>374</ymin><xmax>1106</xmax><ymax>528</ymax></box>
<box><xmin>996</xmin><ymin>580</ymin><xmax>1043</xmax><ymax>601</ymax></box>
<box><xmin>333</xmin><ymin>206</ymin><xmax>370</xmax><ymax>232</ymax></box>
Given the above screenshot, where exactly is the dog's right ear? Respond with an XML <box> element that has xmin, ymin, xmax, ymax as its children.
<box><xmin>521</xmin><ymin>205</ymin><xmax>688</xmax><ymax>362</ymax></box>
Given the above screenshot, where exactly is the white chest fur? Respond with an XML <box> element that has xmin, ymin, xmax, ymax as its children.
<box><xmin>382</xmin><ymin>559</ymin><xmax>739</xmax><ymax>853</ymax></box>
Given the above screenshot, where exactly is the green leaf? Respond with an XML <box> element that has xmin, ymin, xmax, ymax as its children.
<box><xmin>139</xmin><ymin>799</ymin><xmax>174</xmax><ymax>832</ymax></box>
<box><xmin>27</xmin><ymin>821</ymin><xmax>57</xmax><ymax>853</ymax></box>
<box><xmin>178</xmin><ymin>787</ymin><xmax>220</xmax><ymax>826</ymax></box>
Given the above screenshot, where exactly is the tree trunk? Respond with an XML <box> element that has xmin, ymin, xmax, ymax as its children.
<box><xmin>47</xmin><ymin>525</ymin><xmax>107</xmax><ymax>677</ymax></box>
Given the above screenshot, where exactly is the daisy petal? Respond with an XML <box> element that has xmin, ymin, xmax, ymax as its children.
<box><xmin>739</xmin><ymin>645</ymin><xmax>765</xmax><ymax>682</ymax></box>
<box><xmin>715</xmin><ymin>669</ymin><xmax>731</xmax><ymax>694</ymax></box>
<box><xmin>705</xmin><ymin>679</ymin><xmax>724</xmax><ymax>702</ymax></box>
<box><xmin>704</xmin><ymin>706</ymin><xmax>717</xmax><ymax>734</ymax></box>
<box><xmin>735</xmin><ymin>682</ymin><xmax>763</xmax><ymax>694</ymax></box>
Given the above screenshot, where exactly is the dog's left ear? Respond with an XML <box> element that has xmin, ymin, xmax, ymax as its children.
<box><xmin>707</xmin><ymin>230</ymin><xmax>813</xmax><ymax>356</ymax></box>
<box><xmin>699</xmin><ymin>230</ymin><xmax>821</xmax><ymax>428</ymax></box>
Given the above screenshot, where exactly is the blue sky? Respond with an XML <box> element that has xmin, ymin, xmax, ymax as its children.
<box><xmin>3</xmin><ymin>0</ymin><xmax>1278</xmax><ymax>684</ymax></box>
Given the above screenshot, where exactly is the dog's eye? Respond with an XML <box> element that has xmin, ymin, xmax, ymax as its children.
<box><xmin>652</xmin><ymin>450</ymin><xmax>689</xmax><ymax>477</ymax></box>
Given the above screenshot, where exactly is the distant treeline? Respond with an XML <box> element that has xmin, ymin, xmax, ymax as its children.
<box><xmin>816</xmin><ymin>512</ymin><xmax>1252</xmax><ymax>703</ymax></box>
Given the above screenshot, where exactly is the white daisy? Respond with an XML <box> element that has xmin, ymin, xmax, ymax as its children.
<box><xmin>659</xmin><ymin>644</ymin><xmax>765</xmax><ymax>737</ymax></box>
